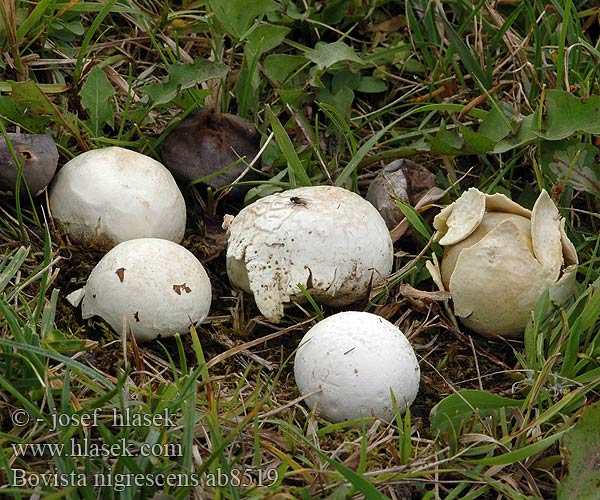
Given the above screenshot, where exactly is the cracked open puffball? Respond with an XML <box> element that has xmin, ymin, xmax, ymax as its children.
<box><xmin>67</xmin><ymin>238</ymin><xmax>212</xmax><ymax>341</ymax></box>
<box><xmin>426</xmin><ymin>188</ymin><xmax>578</xmax><ymax>338</ymax></box>
<box><xmin>294</xmin><ymin>311</ymin><xmax>420</xmax><ymax>422</ymax></box>
<box><xmin>49</xmin><ymin>147</ymin><xmax>186</xmax><ymax>248</ymax></box>
<box><xmin>224</xmin><ymin>186</ymin><xmax>394</xmax><ymax>323</ymax></box>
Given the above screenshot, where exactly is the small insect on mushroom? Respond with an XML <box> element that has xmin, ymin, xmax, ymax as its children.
<box><xmin>289</xmin><ymin>196</ymin><xmax>308</xmax><ymax>207</ymax></box>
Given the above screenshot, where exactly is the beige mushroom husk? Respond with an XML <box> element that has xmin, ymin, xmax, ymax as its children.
<box><xmin>426</xmin><ymin>188</ymin><xmax>578</xmax><ymax>338</ymax></box>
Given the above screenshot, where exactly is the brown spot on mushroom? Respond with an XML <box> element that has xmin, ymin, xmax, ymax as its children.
<box><xmin>133</xmin><ymin>311</ymin><xmax>140</xmax><ymax>322</ymax></box>
<box><xmin>115</xmin><ymin>267</ymin><xmax>126</xmax><ymax>282</ymax></box>
<box><xmin>19</xmin><ymin>149</ymin><xmax>33</xmax><ymax>160</ymax></box>
<box><xmin>173</xmin><ymin>283</ymin><xmax>192</xmax><ymax>295</ymax></box>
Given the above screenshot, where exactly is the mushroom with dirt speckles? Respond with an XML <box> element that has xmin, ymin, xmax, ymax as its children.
<box><xmin>224</xmin><ymin>185</ymin><xmax>394</xmax><ymax>323</ymax></box>
<box><xmin>66</xmin><ymin>238</ymin><xmax>212</xmax><ymax>341</ymax></box>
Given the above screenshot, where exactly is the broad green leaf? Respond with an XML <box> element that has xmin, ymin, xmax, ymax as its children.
<box><xmin>318</xmin><ymin>0</ymin><xmax>350</xmax><ymax>25</ymax></box>
<box><xmin>427</xmin><ymin>121</ymin><xmax>496</xmax><ymax>155</ymax></box>
<box><xmin>331</xmin><ymin>68</ymin><xmax>361</xmax><ymax>93</ymax></box>
<box><xmin>10</xmin><ymin>80</ymin><xmax>55</xmax><ymax>115</ymax></box>
<box><xmin>430</xmin><ymin>389</ymin><xmax>525</xmax><ymax>441</ymax></box>
<box><xmin>476</xmin><ymin>106</ymin><xmax>514</xmax><ymax>143</ymax></box>
<box><xmin>208</xmin><ymin>0</ymin><xmax>278</xmax><ymax>38</ymax></box>
<box><xmin>277</xmin><ymin>88</ymin><xmax>306</xmax><ymax>107</ymax></box>
<box><xmin>558</xmin><ymin>402</ymin><xmax>600</xmax><ymax>500</ymax></box>
<box><xmin>542</xmin><ymin>141</ymin><xmax>600</xmax><ymax>193</ymax></box>
<box><xmin>459</xmin><ymin>125</ymin><xmax>498</xmax><ymax>154</ymax></box>
<box><xmin>356</xmin><ymin>76</ymin><xmax>387</xmax><ymax>93</ymax></box>
<box><xmin>542</xmin><ymin>90</ymin><xmax>600</xmax><ymax>140</ymax></box>
<box><xmin>317</xmin><ymin>86</ymin><xmax>354</xmax><ymax>121</ymax></box>
<box><xmin>304</xmin><ymin>41</ymin><xmax>363</xmax><ymax>70</ymax></box>
<box><xmin>419</xmin><ymin>90</ymin><xmax>600</xmax><ymax>156</ymax></box>
<box><xmin>245</xmin><ymin>23</ymin><xmax>290</xmax><ymax>56</ymax></box>
<box><xmin>141</xmin><ymin>60</ymin><xmax>228</xmax><ymax>106</ymax></box>
<box><xmin>79</xmin><ymin>65</ymin><xmax>115</xmax><ymax>135</ymax></box>
<box><xmin>493</xmin><ymin>110</ymin><xmax>540</xmax><ymax>154</ymax></box>
<box><xmin>493</xmin><ymin>91</ymin><xmax>600</xmax><ymax>153</ymax></box>
<box><xmin>264</xmin><ymin>54</ymin><xmax>308</xmax><ymax>84</ymax></box>
<box><xmin>0</xmin><ymin>96</ymin><xmax>51</xmax><ymax>132</ymax></box>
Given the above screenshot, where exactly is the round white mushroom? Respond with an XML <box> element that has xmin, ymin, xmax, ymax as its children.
<box><xmin>294</xmin><ymin>311</ymin><xmax>420</xmax><ymax>422</ymax></box>
<box><xmin>224</xmin><ymin>185</ymin><xmax>394</xmax><ymax>323</ymax></box>
<box><xmin>67</xmin><ymin>238</ymin><xmax>212</xmax><ymax>341</ymax></box>
<box><xmin>49</xmin><ymin>146</ymin><xmax>186</xmax><ymax>248</ymax></box>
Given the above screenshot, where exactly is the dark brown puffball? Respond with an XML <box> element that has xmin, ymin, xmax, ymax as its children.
<box><xmin>0</xmin><ymin>133</ymin><xmax>58</xmax><ymax>196</ymax></box>
<box><xmin>366</xmin><ymin>159</ymin><xmax>436</xmax><ymax>229</ymax></box>
<box><xmin>160</xmin><ymin>108</ymin><xmax>261</xmax><ymax>194</ymax></box>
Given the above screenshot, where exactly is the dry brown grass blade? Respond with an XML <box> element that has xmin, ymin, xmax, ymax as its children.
<box><xmin>206</xmin><ymin>317</ymin><xmax>315</xmax><ymax>369</ymax></box>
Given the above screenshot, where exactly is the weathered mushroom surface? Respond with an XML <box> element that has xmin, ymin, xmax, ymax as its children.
<box><xmin>427</xmin><ymin>188</ymin><xmax>578</xmax><ymax>338</ymax></box>
<box><xmin>294</xmin><ymin>311</ymin><xmax>420</xmax><ymax>422</ymax></box>
<box><xmin>72</xmin><ymin>238</ymin><xmax>212</xmax><ymax>341</ymax></box>
<box><xmin>161</xmin><ymin>108</ymin><xmax>261</xmax><ymax>194</ymax></box>
<box><xmin>366</xmin><ymin>159</ymin><xmax>436</xmax><ymax>229</ymax></box>
<box><xmin>0</xmin><ymin>133</ymin><xmax>58</xmax><ymax>195</ymax></box>
<box><xmin>49</xmin><ymin>146</ymin><xmax>186</xmax><ymax>249</ymax></box>
<box><xmin>225</xmin><ymin>185</ymin><xmax>394</xmax><ymax>323</ymax></box>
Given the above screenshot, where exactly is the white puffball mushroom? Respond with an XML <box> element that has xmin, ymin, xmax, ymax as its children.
<box><xmin>426</xmin><ymin>188</ymin><xmax>578</xmax><ymax>338</ymax></box>
<box><xmin>68</xmin><ymin>238</ymin><xmax>211</xmax><ymax>341</ymax></box>
<box><xmin>294</xmin><ymin>311</ymin><xmax>420</xmax><ymax>422</ymax></box>
<box><xmin>224</xmin><ymin>186</ymin><xmax>394</xmax><ymax>323</ymax></box>
<box><xmin>49</xmin><ymin>146</ymin><xmax>186</xmax><ymax>248</ymax></box>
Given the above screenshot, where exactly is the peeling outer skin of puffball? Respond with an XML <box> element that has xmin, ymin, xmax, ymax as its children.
<box><xmin>222</xmin><ymin>214</ymin><xmax>235</xmax><ymax>231</ymax></box>
<box><xmin>245</xmin><ymin>257</ymin><xmax>288</xmax><ymax>322</ymax></box>
<box><xmin>530</xmin><ymin>190</ymin><xmax>563</xmax><ymax>278</ymax></box>
<box><xmin>484</xmin><ymin>192</ymin><xmax>532</xmax><ymax>218</ymax></box>
<box><xmin>551</xmin><ymin>265</ymin><xmax>578</xmax><ymax>306</ymax></box>
<box><xmin>436</xmin><ymin>188</ymin><xmax>486</xmax><ymax>246</ymax></box>
<box><xmin>559</xmin><ymin>218</ymin><xmax>579</xmax><ymax>267</ymax></box>
<box><xmin>66</xmin><ymin>287</ymin><xmax>85</xmax><ymax>308</ymax></box>
<box><xmin>425</xmin><ymin>254</ymin><xmax>447</xmax><ymax>292</ymax></box>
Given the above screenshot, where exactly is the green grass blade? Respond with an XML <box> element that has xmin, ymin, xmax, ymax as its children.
<box><xmin>441</xmin><ymin>16</ymin><xmax>492</xmax><ymax>89</ymax></box>
<box><xmin>267</xmin><ymin>106</ymin><xmax>311</xmax><ymax>187</ymax></box>
<box><xmin>0</xmin><ymin>337</ymin><xmax>115</xmax><ymax>391</ymax></box>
